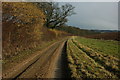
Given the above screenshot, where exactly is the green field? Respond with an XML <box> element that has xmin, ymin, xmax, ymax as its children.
<box><xmin>75</xmin><ymin>36</ymin><xmax>119</xmax><ymax>58</ymax></box>
<box><xmin>66</xmin><ymin>36</ymin><xmax>119</xmax><ymax>79</ymax></box>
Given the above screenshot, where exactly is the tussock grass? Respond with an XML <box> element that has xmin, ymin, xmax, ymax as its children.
<box><xmin>66</xmin><ymin>38</ymin><xmax>118</xmax><ymax>79</ymax></box>
<box><xmin>72</xmin><ymin>36</ymin><xmax>120</xmax><ymax>78</ymax></box>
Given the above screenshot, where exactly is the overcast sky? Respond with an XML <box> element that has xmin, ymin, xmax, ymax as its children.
<box><xmin>60</xmin><ymin>2</ymin><xmax>118</xmax><ymax>30</ymax></box>
<box><xmin>1</xmin><ymin>1</ymin><xmax>119</xmax><ymax>30</ymax></box>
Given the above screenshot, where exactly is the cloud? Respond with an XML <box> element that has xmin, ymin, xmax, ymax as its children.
<box><xmin>64</xmin><ymin>2</ymin><xmax>118</xmax><ymax>30</ymax></box>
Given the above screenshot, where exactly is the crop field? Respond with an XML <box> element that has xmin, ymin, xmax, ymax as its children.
<box><xmin>66</xmin><ymin>36</ymin><xmax>119</xmax><ymax>79</ymax></box>
<box><xmin>75</xmin><ymin>37</ymin><xmax>119</xmax><ymax>58</ymax></box>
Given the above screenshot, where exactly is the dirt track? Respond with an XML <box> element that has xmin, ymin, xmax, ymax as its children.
<box><xmin>3</xmin><ymin>39</ymin><xmax>68</xmax><ymax>79</ymax></box>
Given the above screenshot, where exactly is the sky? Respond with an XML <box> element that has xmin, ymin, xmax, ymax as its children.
<box><xmin>1</xmin><ymin>0</ymin><xmax>119</xmax><ymax>30</ymax></box>
<box><xmin>1</xmin><ymin>0</ymin><xmax>119</xmax><ymax>2</ymax></box>
<box><xmin>59</xmin><ymin>2</ymin><xmax>118</xmax><ymax>30</ymax></box>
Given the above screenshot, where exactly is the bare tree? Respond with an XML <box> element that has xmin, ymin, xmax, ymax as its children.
<box><xmin>35</xmin><ymin>2</ymin><xmax>75</xmax><ymax>29</ymax></box>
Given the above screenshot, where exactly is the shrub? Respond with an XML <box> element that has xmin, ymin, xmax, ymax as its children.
<box><xmin>2</xmin><ymin>2</ymin><xmax>45</xmax><ymax>58</ymax></box>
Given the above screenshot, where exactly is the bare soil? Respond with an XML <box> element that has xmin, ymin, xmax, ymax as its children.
<box><xmin>2</xmin><ymin>39</ymin><xmax>68</xmax><ymax>79</ymax></box>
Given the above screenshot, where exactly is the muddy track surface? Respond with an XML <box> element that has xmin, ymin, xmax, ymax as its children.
<box><xmin>3</xmin><ymin>39</ymin><xmax>68</xmax><ymax>79</ymax></box>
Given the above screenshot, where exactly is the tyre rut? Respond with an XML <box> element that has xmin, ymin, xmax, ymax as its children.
<box><xmin>17</xmin><ymin>40</ymin><xmax>63</xmax><ymax>78</ymax></box>
<box><xmin>3</xmin><ymin>39</ymin><xmax>68</xmax><ymax>79</ymax></box>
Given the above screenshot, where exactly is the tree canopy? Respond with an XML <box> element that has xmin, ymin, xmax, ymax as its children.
<box><xmin>3</xmin><ymin>2</ymin><xmax>45</xmax><ymax>26</ymax></box>
<box><xmin>35</xmin><ymin>2</ymin><xmax>75</xmax><ymax>29</ymax></box>
<box><xmin>2</xmin><ymin>2</ymin><xmax>46</xmax><ymax>58</ymax></box>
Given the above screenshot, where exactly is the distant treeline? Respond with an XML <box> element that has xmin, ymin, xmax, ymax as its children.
<box><xmin>85</xmin><ymin>32</ymin><xmax>120</xmax><ymax>41</ymax></box>
<box><xmin>56</xmin><ymin>26</ymin><xmax>99</xmax><ymax>36</ymax></box>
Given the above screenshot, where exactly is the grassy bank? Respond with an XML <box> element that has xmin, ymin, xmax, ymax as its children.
<box><xmin>66</xmin><ymin>36</ymin><xmax>119</xmax><ymax>79</ymax></box>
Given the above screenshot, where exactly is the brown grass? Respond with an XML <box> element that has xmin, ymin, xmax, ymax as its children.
<box><xmin>66</xmin><ymin>38</ymin><xmax>118</xmax><ymax>78</ymax></box>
